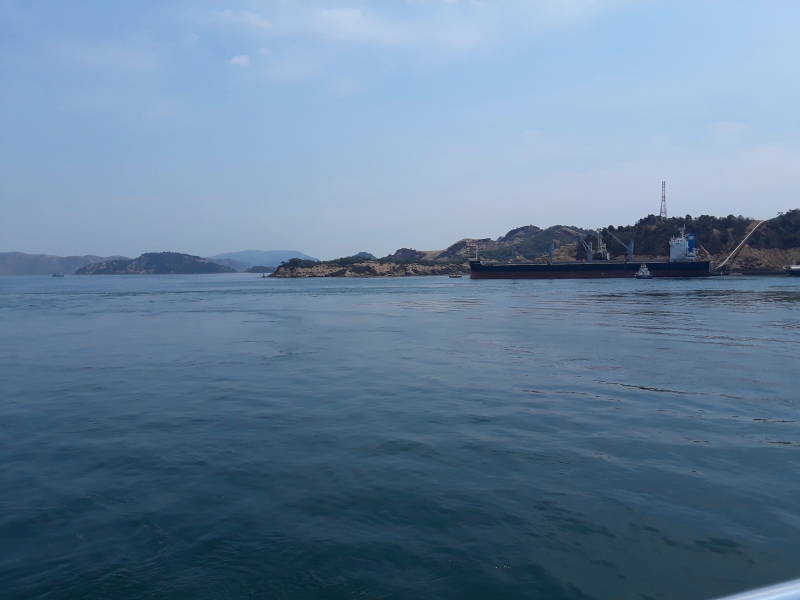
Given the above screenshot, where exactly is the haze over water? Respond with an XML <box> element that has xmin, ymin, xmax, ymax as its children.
<box><xmin>2</xmin><ymin>274</ymin><xmax>799</xmax><ymax>599</ymax></box>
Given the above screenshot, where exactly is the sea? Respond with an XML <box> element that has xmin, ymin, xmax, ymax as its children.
<box><xmin>1</xmin><ymin>274</ymin><xmax>798</xmax><ymax>600</ymax></box>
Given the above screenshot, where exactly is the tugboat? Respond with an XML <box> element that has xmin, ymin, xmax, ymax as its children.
<box><xmin>634</xmin><ymin>264</ymin><xmax>652</xmax><ymax>279</ymax></box>
<box><xmin>785</xmin><ymin>265</ymin><xmax>800</xmax><ymax>277</ymax></box>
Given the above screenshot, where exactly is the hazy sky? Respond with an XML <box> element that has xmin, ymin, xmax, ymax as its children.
<box><xmin>2</xmin><ymin>1</ymin><xmax>799</xmax><ymax>259</ymax></box>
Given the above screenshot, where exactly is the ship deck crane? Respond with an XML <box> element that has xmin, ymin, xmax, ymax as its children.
<box><xmin>603</xmin><ymin>228</ymin><xmax>635</xmax><ymax>262</ymax></box>
<box><xmin>580</xmin><ymin>239</ymin><xmax>594</xmax><ymax>262</ymax></box>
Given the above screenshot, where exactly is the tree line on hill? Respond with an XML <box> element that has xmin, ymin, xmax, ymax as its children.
<box><xmin>580</xmin><ymin>209</ymin><xmax>800</xmax><ymax>259</ymax></box>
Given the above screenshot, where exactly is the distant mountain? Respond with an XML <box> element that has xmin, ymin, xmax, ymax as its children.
<box><xmin>210</xmin><ymin>250</ymin><xmax>318</xmax><ymax>269</ymax></box>
<box><xmin>76</xmin><ymin>252</ymin><xmax>236</xmax><ymax>275</ymax></box>
<box><xmin>353</xmin><ymin>251</ymin><xmax>377</xmax><ymax>260</ymax></box>
<box><xmin>209</xmin><ymin>257</ymin><xmax>249</xmax><ymax>272</ymax></box>
<box><xmin>0</xmin><ymin>252</ymin><xmax>130</xmax><ymax>275</ymax></box>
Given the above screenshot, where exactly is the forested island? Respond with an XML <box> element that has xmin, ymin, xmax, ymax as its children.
<box><xmin>76</xmin><ymin>252</ymin><xmax>236</xmax><ymax>275</ymax></box>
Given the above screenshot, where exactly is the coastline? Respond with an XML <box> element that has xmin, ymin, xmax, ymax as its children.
<box><xmin>270</xmin><ymin>260</ymin><xmax>466</xmax><ymax>278</ymax></box>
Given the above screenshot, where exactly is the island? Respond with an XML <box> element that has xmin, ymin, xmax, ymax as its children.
<box><xmin>269</xmin><ymin>226</ymin><xmax>584</xmax><ymax>278</ymax></box>
<box><xmin>271</xmin><ymin>210</ymin><xmax>800</xmax><ymax>277</ymax></box>
<box><xmin>270</xmin><ymin>256</ymin><xmax>465</xmax><ymax>278</ymax></box>
<box><xmin>75</xmin><ymin>252</ymin><xmax>236</xmax><ymax>275</ymax></box>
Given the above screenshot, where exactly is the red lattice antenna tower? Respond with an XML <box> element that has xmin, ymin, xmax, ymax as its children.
<box><xmin>659</xmin><ymin>180</ymin><xmax>668</xmax><ymax>219</ymax></box>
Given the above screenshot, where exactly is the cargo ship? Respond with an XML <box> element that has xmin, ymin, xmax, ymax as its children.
<box><xmin>470</xmin><ymin>229</ymin><xmax>712</xmax><ymax>279</ymax></box>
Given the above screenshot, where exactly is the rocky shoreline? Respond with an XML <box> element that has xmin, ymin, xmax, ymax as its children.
<box><xmin>270</xmin><ymin>260</ymin><xmax>466</xmax><ymax>278</ymax></box>
<box><xmin>715</xmin><ymin>247</ymin><xmax>800</xmax><ymax>274</ymax></box>
<box><xmin>270</xmin><ymin>247</ymin><xmax>800</xmax><ymax>278</ymax></box>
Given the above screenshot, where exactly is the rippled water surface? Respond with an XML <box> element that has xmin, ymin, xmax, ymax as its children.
<box><xmin>1</xmin><ymin>274</ymin><xmax>799</xmax><ymax>600</ymax></box>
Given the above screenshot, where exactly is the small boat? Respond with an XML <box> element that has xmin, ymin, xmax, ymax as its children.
<box><xmin>449</xmin><ymin>273</ymin><xmax>463</xmax><ymax>279</ymax></box>
<box><xmin>786</xmin><ymin>265</ymin><xmax>800</xmax><ymax>276</ymax></box>
<box><xmin>634</xmin><ymin>264</ymin><xmax>652</xmax><ymax>279</ymax></box>
<box><xmin>51</xmin><ymin>273</ymin><xmax>64</xmax><ymax>277</ymax></box>
<box><xmin>260</xmin><ymin>273</ymin><xmax>269</xmax><ymax>278</ymax></box>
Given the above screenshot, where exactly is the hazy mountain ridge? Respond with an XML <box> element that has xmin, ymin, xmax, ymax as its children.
<box><xmin>210</xmin><ymin>250</ymin><xmax>318</xmax><ymax>269</ymax></box>
<box><xmin>0</xmin><ymin>249</ymin><xmax>319</xmax><ymax>274</ymax></box>
<box><xmin>0</xmin><ymin>252</ymin><xmax>130</xmax><ymax>275</ymax></box>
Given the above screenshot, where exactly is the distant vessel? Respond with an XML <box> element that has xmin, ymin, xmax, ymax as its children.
<box><xmin>51</xmin><ymin>273</ymin><xmax>64</xmax><ymax>277</ymax></box>
<box><xmin>634</xmin><ymin>264</ymin><xmax>652</xmax><ymax>279</ymax></box>
<box><xmin>448</xmin><ymin>274</ymin><xmax>463</xmax><ymax>279</ymax></box>
<box><xmin>786</xmin><ymin>265</ymin><xmax>800</xmax><ymax>276</ymax></box>
<box><xmin>470</xmin><ymin>228</ymin><xmax>712</xmax><ymax>279</ymax></box>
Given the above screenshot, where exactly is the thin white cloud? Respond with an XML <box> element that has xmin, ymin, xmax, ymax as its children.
<box><xmin>310</xmin><ymin>7</ymin><xmax>481</xmax><ymax>47</ymax></box>
<box><xmin>199</xmin><ymin>1</ymin><xmax>638</xmax><ymax>86</ymax></box>
<box><xmin>209</xmin><ymin>1</ymin><xmax>633</xmax><ymax>50</ymax></box>
<box><xmin>218</xmin><ymin>9</ymin><xmax>272</xmax><ymax>30</ymax></box>
<box><xmin>229</xmin><ymin>54</ymin><xmax>250</xmax><ymax>66</ymax></box>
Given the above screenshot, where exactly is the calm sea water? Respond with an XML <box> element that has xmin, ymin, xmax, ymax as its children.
<box><xmin>1</xmin><ymin>274</ymin><xmax>799</xmax><ymax>600</ymax></box>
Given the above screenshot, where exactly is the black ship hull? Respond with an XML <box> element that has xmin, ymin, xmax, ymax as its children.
<box><xmin>469</xmin><ymin>260</ymin><xmax>712</xmax><ymax>279</ymax></box>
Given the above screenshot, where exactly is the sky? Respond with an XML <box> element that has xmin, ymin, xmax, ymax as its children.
<box><xmin>1</xmin><ymin>0</ymin><xmax>799</xmax><ymax>259</ymax></box>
